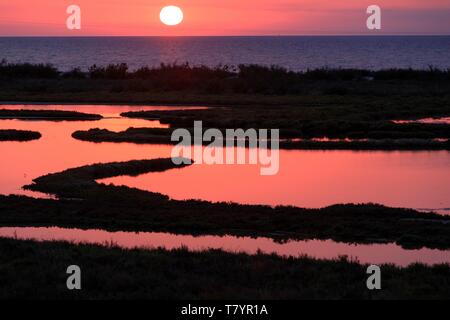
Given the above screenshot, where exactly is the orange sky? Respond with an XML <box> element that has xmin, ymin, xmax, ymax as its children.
<box><xmin>0</xmin><ymin>0</ymin><xmax>449</xmax><ymax>36</ymax></box>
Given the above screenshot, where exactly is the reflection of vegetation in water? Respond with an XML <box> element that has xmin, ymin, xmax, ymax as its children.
<box><xmin>1</xmin><ymin>237</ymin><xmax>450</xmax><ymax>299</ymax></box>
<box><xmin>0</xmin><ymin>129</ymin><xmax>41</xmax><ymax>141</ymax></box>
<box><xmin>0</xmin><ymin>158</ymin><xmax>445</xmax><ymax>249</ymax></box>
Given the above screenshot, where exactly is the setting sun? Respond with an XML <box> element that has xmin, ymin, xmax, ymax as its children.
<box><xmin>160</xmin><ymin>6</ymin><xmax>184</xmax><ymax>26</ymax></box>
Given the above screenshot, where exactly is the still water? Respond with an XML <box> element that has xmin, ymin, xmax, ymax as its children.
<box><xmin>1</xmin><ymin>226</ymin><xmax>449</xmax><ymax>266</ymax></box>
<box><xmin>1</xmin><ymin>36</ymin><xmax>450</xmax><ymax>71</ymax></box>
<box><xmin>393</xmin><ymin>117</ymin><xmax>450</xmax><ymax>125</ymax></box>
<box><xmin>1</xmin><ymin>104</ymin><xmax>449</xmax><ymax>213</ymax></box>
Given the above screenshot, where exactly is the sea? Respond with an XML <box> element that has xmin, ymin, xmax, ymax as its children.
<box><xmin>0</xmin><ymin>36</ymin><xmax>449</xmax><ymax>71</ymax></box>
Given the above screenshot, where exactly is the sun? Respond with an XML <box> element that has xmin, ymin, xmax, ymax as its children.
<box><xmin>160</xmin><ymin>6</ymin><xmax>184</xmax><ymax>26</ymax></box>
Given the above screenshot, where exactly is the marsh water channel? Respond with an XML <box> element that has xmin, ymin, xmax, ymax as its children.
<box><xmin>1</xmin><ymin>104</ymin><xmax>449</xmax><ymax>265</ymax></box>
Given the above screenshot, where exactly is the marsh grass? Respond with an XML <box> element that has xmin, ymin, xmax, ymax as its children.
<box><xmin>0</xmin><ymin>109</ymin><xmax>102</xmax><ymax>120</ymax></box>
<box><xmin>0</xmin><ymin>237</ymin><xmax>449</xmax><ymax>299</ymax></box>
<box><xmin>1</xmin><ymin>62</ymin><xmax>450</xmax><ymax>101</ymax></box>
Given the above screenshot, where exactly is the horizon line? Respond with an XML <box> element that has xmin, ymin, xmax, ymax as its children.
<box><xmin>1</xmin><ymin>34</ymin><xmax>450</xmax><ymax>38</ymax></box>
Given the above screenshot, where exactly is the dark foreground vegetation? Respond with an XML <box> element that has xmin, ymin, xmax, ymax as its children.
<box><xmin>1</xmin><ymin>237</ymin><xmax>449</xmax><ymax>299</ymax></box>
<box><xmin>0</xmin><ymin>129</ymin><xmax>41</xmax><ymax>141</ymax></box>
<box><xmin>0</xmin><ymin>109</ymin><xmax>102</xmax><ymax>120</ymax></box>
<box><xmin>0</xmin><ymin>159</ymin><xmax>448</xmax><ymax>249</ymax></box>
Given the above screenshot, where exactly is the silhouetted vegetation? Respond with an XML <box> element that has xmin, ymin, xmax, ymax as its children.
<box><xmin>0</xmin><ymin>60</ymin><xmax>59</xmax><ymax>78</ymax></box>
<box><xmin>121</xmin><ymin>105</ymin><xmax>450</xmax><ymax>140</ymax></box>
<box><xmin>24</xmin><ymin>158</ymin><xmax>189</xmax><ymax>195</ymax></box>
<box><xmin>72</xmin><ymin>128</ymin><xmax>175</xmax><ymax>144</ymax></box>
<box><xmin>2</xmin><ymin>61</ymin><xmax>450</xmax><ymax>84</ymax></box>
<box><xmin>0</xmin><ymin>109</ymin><xmax>102</xmax><ymax>120</ymax></box>
<box><xmin>1</xmin><ymin>62</ymin><xmax>450</xmax><ymax>103</ymax></box>
<box><xmin>0</xmin><ymin>129</ymin><xmax>41</xmax><ymax>141</ymax></box>
<box><xmin>0</xmin><ymin>159</ymin><xmax>444</xmax><ymax>249</ymax></box>
<box><xmin>71</xmin><ymin>127</ymin><xmax>450</xmax><ymax>150</ymax></box>
<box><xmin>1</xmin><ymin>238</ymin><xmax>450</xmax><ymax>299</ymax></box>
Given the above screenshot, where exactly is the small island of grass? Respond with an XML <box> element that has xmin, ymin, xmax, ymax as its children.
<box><xmin>72</xmin><ymin>127</ymin><xmax>450</xmax><ymax>150</ymax></box>
<box><xmin>0</xmin><ymin>129</ymin><xmax>41</xmax><ymax>141</ymax></box>
<box><xmin>0</xmin><ymin>109</ymin><xmax>103</xmax><ymax>121</ymax></box>
<box><xmin>72</xmin><ymin>128</ymin><xmax>174</xmax><ymax>144</ymax></box>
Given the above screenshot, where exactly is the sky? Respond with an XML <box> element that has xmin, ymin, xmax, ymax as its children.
<box><xmin>0</xmin><ymin>0</ymin><xmax>449</xmax><ymax>36</ymax></box>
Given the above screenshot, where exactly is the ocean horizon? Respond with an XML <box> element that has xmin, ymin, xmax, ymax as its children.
<box><xmin>1</xmin><ymin>35</ymin><xmax>449</xmax><ymax>71</ymax></box>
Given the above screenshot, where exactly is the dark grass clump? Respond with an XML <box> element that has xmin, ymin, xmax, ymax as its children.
<box><xmin>72</xmin><ymin>128</ymin><xmax>174</xmax><ymax>144</ymax></box>
<box><xmin>0</xmin><ymin>129</ymin><xmax>41</xmax><ymax>141</ymax></box>
<box><xmin>0</xmin><ymin>59</ymin><xmax>59</xmax><ymax>78</ymax></box>
<box><xmin>0</xmin><ymin>109</ymin><xmax>102</xmax><ymax>121</ymax></box>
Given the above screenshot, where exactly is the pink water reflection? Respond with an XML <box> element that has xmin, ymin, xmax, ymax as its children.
<box><xmin>1</xmin><ymin>105</ymin><xmax>449</xmax><ymax>213</ymax></box>
<box><xmin>100</xmin><ymin>149</ymin><xmax>450</xmax><ymax>214</ymax></box>
<box><xmin>392</xmin><ymin>117</ymin><xmax>450</xmax><ymax>125</ymax></box>
<box><xmin>0</xmin><ymin>226</ymin><xmax>449</xmax><ymax>267</ymax></box>
<box><xmin>0</xmin><ymin>118</ymin><xmax>175</xmax><ymax>197</ymax></box>
<box><xmin>0</xmin><ymin>104</ymin><xmax>196</xmax><ymax>196</ymax></box>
